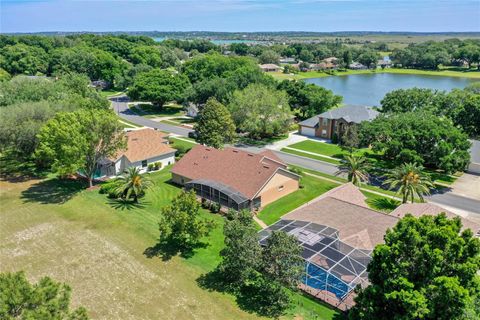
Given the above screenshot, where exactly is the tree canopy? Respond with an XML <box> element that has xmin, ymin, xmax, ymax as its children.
<box><xmin>194</xmin><ymin>97</ymin><xmax>236</xmax><ymax>149</ymax></box>
<box><xmin>127</xmin><ymin>68</ymin><xmax>190</xmax><ymax>107</ymax></box>
<box><xmin>350</xmin><ymin>214</ymin><xmax>480</xmax><ymax>320</ymax></box>
<box><xmin>0</xmin><ymin>271</ymin><xmax>89</xmax><ymax>319</ymax></box>
<box><xmin>0</xmin><ymin>74</ymin><xmax>108</xmax><ymax>159</ymax></box>
<box><xmin>228</xmin><ymin>84</ymin><xmax>293</xmax><ymax>138</ymax></box>
<box><xmin>277</xmin><ymin>80</ymin><xmax>342</xmax><ymax>118</ymax></box>
<box><xmin>380</xmin><ymin>86</ymin><xmax>480</xmax><ymax>138</ymax></box>
<box><xmin>360</xmin><ymin>112</ymin><xmax>471</xmax><ymax>173</ymax></box>
<box><xmin>158</xmin><ymin>190</ymin><xmax>215</xmax><ymax>254</ymax></box>
<box><xmin>36</xmin><ymin>109</ymin><xmax>126</xmax><ymax>187</ymax></box>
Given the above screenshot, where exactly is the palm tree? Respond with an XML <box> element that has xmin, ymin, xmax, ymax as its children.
<box><xmin>384</xmin><ymin>163</ymin><xmax>434</xmax><ymax>204</ymax></box>
<box><xmin>335</xmin><ymin>154</ymin><xmax>370</xmax><ymax>186</ymax></box>
<box><xmin>115</xmin><ymin>167</ymin><xmax>153</xmax><ymax>203</ymax></box>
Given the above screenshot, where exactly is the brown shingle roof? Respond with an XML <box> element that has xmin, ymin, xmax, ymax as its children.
<box><xmin>171</xmin><ymin>145</ymin><xmax>296</xmax><ymax>199</ymax></box>
<box><xmin>115</xmin><ymin>129</ymin><xmax>176</xmax><ymax>163</ymax></box>
<box><xmin>284</xmin><ymin>183</ymin><xmax>480</xmax><ymax>250</ymax></box>
<box><xmin>285</xmin><ymin>196</ymin><xmax>398</xmax><ymax>250</ymax></box>
<box><xmin>391</xmin><ymin>203</ymin><xmax>480</xmax><ymax>233</ymax></box>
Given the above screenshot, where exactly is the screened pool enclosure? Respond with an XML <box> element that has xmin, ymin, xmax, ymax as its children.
<box><xmin>258</xmin><ymin>219</ymin><xmax>372</xmax><ymax>301</ymax></box>
<box><xmin>185</xmin><ymin>179</ymin><xmax>260</xmax><ymax>211</ymax></box>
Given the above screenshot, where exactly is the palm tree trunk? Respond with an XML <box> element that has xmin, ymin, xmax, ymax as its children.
<box><xmin>88</xmin><ymin>177</ymin><xmax>93</xmax><ymax>188</ymax></box>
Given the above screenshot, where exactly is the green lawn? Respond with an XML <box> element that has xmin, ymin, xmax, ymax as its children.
<box><xmin>270</xmin><ymin>67</ymin><xmax>480</xmax><ymax>81</ymax></box>
<box><xmin>0</xmin><ymin>167</ymin><xmax>340</xmax><ymax>319</ymax></box>
<box><xmin>257</xmin><ymin>173</ymin><xmax>338</xmax><ymax>226</ymax></box>
<box><xmin>169</xmin><ymin>137</ymin><xmax>197</xmax><ymax>150</ymax></box>
<box><xmin>99</xmin><ymin>89</ymin><xmax>124</xmax><ymax>97</ymax></box>
<box><xmin>362</xmin><ymin>191</ymin><xmax>400</xmax><ymax>213</ymax></box>
<box><xmin>288</xmin><ymin>140</ymin><xmax>345</xmax><ymax>157</ymax></box>
<box><xmin>130</xmin><ymin>103</ymin><xmax>185</xmax><ymax>118</ymax></box>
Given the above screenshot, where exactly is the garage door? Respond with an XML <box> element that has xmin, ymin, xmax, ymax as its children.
<box><xmin>301</xmin><ymin>126</ymin><xmax>316</xmax><ymax>137</ymax></box>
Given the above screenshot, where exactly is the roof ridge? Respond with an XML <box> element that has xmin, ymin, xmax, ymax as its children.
<box><xmin>327</xmin><ymin>196</ymin><xmax>400</xmax><ymax>219</ymax></box>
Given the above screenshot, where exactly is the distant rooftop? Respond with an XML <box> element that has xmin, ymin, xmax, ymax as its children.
<box><xmin>319</xmin><ymin>105</ymin><xmax>379</xmax><ymax>124</ymax></box>
<box><xmin>298</xmin><ymin>105</ymin><xmax>379</xmax><ymax>127</ymax></box>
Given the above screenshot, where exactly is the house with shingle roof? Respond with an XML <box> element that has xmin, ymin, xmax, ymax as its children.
<box><xmin>298</xmin><ymin>104</ymin><xmax>379</xmax><ymax>139</ymax></box>
<box><xmin>171</xmin><ymin>145</ymin><xmax>300</xmax><ymax>210</ymax></box>
<box><xmin>284</xmin><ymin>183</ymin><xmax>479</xmax><ymax>250</ymax></box>
<box><xmin>259</xmin><ymin>63</ymin><xmax>282</xmax><ymax>72</ymax></box>
<box><xmin>98</xmin><ymin>128</ymin><xmax>176</xmax><ymax>177</ymax></box>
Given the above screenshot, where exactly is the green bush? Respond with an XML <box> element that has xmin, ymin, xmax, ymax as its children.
<box><xmin>154</xmin><ymin>161</ymin><xmax>162</xmax><ymax>170</ymax></box>
<box><xmin>147</xmin><ymin>163</ymin><xmax>155</xmax><ymax>171</ymax></box>
<box><xmin>210</xmin><ymin>202</ymin><xmax>221</xmax><ymax>213</ymax></box>
<box><xmin>99</xmin><ymin>180</ymin><xmax>119</xmax><ymax>198</ymax></box>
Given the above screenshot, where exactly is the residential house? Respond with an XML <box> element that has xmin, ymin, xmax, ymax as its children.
<box><xmin>98</xmin><ymin>128</ymin><xmax>176</xmax><ymax>177</ymax></box>
<box><xmin>263</xmin><ymin>183</ymin><xmax>479</xmax><ymax>310</ymax></box>
<box><xmin>259</xmin><ymin>63</ymin><xmax>282</xmax><ymax>72</ymax></box>
<box><xmin>298</xmin><ymin>105</ymin><xmax>379</xmax><ymax>139</ymax></box>
<box><xmin>377</xmin><ymin>60</ymin><xmax>392</xmax><ymax>68</ymax></box>
<box><xmin>171</xmin><ymin>145</ymin><xmax>300</xmax><ymax>210</ymax></box>
<box><xmin>348</xmin><ymin>62</ymin><xmax>367</xmax><ymax>70</ymax></box>
<box><xmin>323</xmin><ymin>57</ymin><xmax>339</xmax><ymax>65</ymax></box>
<box><xmin>279</xmin><ymin>57</ymin><xmax>297</xmax><ymax>64</ymax></box>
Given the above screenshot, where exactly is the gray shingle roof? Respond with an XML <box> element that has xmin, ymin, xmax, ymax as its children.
<box><xmin>299</xmin><ymin>105</ymin><xmax>379</xmax><ymax>127</ymax></box>
<box><xmin>298</xmin><ymin>115</ymin><xmax>320</xmax><ymax>127</ymax></box>
<box><xmin>319</xmin><ymin>105</ymin><xmax>379</xmax><ymax>124</ymax></box>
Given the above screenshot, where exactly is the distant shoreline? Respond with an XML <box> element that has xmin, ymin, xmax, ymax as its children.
<box><xmin>270</xmin><ymin>68</ymin><xmax>480</xmax><ymax>81</ymax></box>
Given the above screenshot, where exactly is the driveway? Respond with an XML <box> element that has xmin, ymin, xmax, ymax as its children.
<box><xmin>111</xmin><ymin>96</ymin><xmax>193</xmax><ymax>137</ymax></box>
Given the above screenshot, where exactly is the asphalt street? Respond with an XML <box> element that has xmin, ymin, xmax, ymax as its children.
<box><xmin>112</xmin><ymin>97</ymin><xmax>480</xmax><ymax>216</ymax></box>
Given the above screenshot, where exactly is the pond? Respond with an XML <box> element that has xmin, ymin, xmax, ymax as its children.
<box><xmin>304</xmin><ymin>73</ymin><xmax>478</xmax><ymax>106</ymax></box>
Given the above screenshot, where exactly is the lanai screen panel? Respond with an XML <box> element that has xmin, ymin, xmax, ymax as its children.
<box><xmin>258</xmin><ymin>219</ymin><xmax>372</xmax><ymax>300</ymax></box>
<box><xmin>186</xmin><ymin>179</ymin><xmax>249</xmax><ymax>204</ymax></box>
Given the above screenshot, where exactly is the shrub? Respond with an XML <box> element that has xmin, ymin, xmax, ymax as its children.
<box><xmin>154</xmin><ymin>161</ymin><xmax>162</xmax><ymax>170</ymax></box>
<box><xmin>147</xmin><ymin>163</ymin><xmax>154</xmax><ymax>171</ymax></box>
<box><xmin>99</xmin><ymin>180</ymin><xmax>119</xmax><ymax>198</ymax></box>
<box><xmin>210</xmin><ymin>202</ymin><xmax>221</xmax><ymax>213</ymax></box>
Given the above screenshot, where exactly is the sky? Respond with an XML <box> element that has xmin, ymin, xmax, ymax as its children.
<box><xmin>1</xmin><ymin>0</ymin><xmax>479</xmax><ymax>33</ymax></box>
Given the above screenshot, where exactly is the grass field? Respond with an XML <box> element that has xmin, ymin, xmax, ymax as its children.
<box><xmin>281</xmin><ymin>148</ymin><xmax>342</xmax><ymax>165</ymax></box>
<box><xmin>169</xmin><ymin>137</ymin><xmax>197</xmax><ymax>151</ymax></box>
<box><xmin>130</xmin><ymin>103</ymin><xmax>185</xmax><ymax>118</ymax></box>
<box><xmin>258</xmin><ymin>173</ymin><xmax>338</xmax><ymax>226</ymax></box>
<box><xmin>0</xmin><ymin>167</ymin><xmax>340</xmax><ymax>320</ymax></box>
<box><xmin>270</xmin><ymin>67</ymin><xmax>480</xmax><ymax>81</ymax></box>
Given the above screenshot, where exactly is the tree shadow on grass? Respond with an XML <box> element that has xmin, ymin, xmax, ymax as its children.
<box><xmin>143</xmin><ymin>239</ymin><xmax>208</xmax><ymax>262</ymax></box>
<box><xmin>367</xmin><ymin>197</ymin><xmax>401</xmax><ymax>212</ymax></box>
<box><xmin>0</xmin><ymin>155</ymin><xmax>48</xmax><ymax>183</ymax></box>
<box><xmin>106</xmin><ymin>198</ymin><xmax>149</xmax><ymax>211</ymax></box>
<box><xmin>21</xmin><ymin>178</ymin><xmax>86</xmax><ymax>204</ymax></box>
<box><xmin>196</xmin><ymin>268</ymin><xmax>233</xmax><ymax>294</ymax></box>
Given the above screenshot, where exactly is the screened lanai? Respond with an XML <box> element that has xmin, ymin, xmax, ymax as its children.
<box><xmin>185</xmin><ymin>179</ymin><xmax>258</xmax><ymax>210</ymax></box>
<box><xmin>258</xmin><ymin>219</ymin><xmax>372</xmax><ymax>301</ymax></box>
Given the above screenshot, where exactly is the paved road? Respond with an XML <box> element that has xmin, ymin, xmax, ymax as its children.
<box><xmin>112</xmin><ymin>97</ymin><xmax>480</xmax><ymax>215</ymax></box>
<box><xmin>273</xmin><ymin>151</ymin><xmax>339</xmax><ymax>176</ymax></box>
<box><xmin>427</xmin><ymin>193</ymin><xmax>480</xmax><ymax>214</ymax></box>
<box><xmin>111</xmin><ymin>96</ymin><xmax>193</xmax><ymax>136</ymax></box>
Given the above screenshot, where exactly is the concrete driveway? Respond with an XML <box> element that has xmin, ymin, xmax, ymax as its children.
<box><xmin>449</xmin><ymin>173</ymin><xmax>480</xmax><ymax>200</ymax></box>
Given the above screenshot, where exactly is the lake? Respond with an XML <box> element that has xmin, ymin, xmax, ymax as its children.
<box><xmin>304</xmin><ymin>73</ymin><xmax>478</xmax><ymax>106</ymax></box>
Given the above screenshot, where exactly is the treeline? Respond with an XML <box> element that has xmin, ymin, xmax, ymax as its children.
<box><xmin>0</xmin><ymin>34</ymin><xmax>185</xmax><ymax>88</ymax></box>
<box><xmin>0</xmin><ymin>74</ymin><xmax>109</xmax><ymax>162</ymax></box>
<box><xmin>227</xmin><ymin>41</ymin><xmax>382</xmax><ymax>67</ymax></box>
<box><xmin>390</xmin><ymin>39</ymin><xmax>480</xmax><ymax>69</ymax></box>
